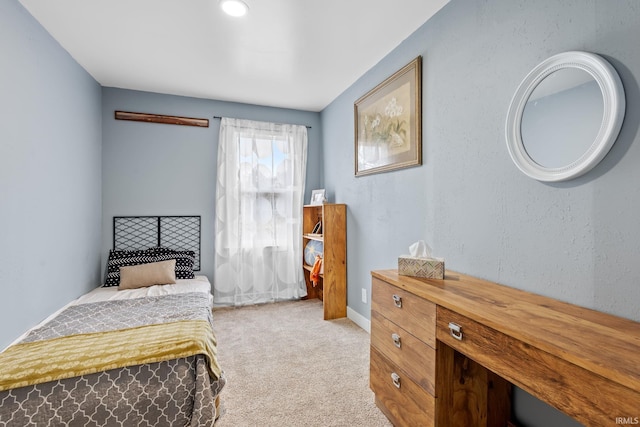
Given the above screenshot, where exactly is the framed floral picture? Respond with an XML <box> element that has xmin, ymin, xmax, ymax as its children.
<box><xmin>354</xmin><ymin>56</ymin><xmax>422</xmax><ymax>176</ymax></box>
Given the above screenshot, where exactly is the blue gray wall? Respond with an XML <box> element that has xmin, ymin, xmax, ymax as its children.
<box><xmin>321</xmin><ymin>0</ymin><xmax>639</xmax><ymax>425</ymax></box>
<box><xmin>0</xmin><ymin>1</ymin><xmax>102</xmax><ymax>349</ymax></box>
<box><xmin>323</xmin><ymin>0</ymin><xmax>640</xmax><ymax>329</ymax></box>
<box><xmin>101</xmin><ymin>87</ymin><xmax>321</xmax><ymax>281</ymax></box>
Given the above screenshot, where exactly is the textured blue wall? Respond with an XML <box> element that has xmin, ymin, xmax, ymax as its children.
<box><xmin>101</xmin><ymin>87</ymin><xmax>321</xmax><ymax>282</ymax></box>
<box><xmin>323</xmin><ymin>0</ymin><xmax>640</xmax><ymax>328</ymax></box>
<box><xmin>0</xmin><ymin>1</ymin><xmax>102</xmax><ymax>349</ymax></box>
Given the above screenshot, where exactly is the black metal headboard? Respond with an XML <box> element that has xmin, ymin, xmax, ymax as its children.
<box><xmin>113</xmin><ymin>216</ymin><xmax>201</xmax><ymax>271</ymax></box>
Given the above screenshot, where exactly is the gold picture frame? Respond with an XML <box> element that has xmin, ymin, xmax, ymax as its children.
<box><xmin>354</xmin><ymin>56</ymin><xmax>422</xmax><ymax>176</ymax></box>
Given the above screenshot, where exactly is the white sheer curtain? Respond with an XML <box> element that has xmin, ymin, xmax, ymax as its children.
<box><xmin>214</xmin><ymin>118</ymin><xmax>308</xmax><ymax>306</ymax></box>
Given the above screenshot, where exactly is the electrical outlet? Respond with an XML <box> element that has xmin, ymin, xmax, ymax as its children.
<box><xmin>362</xmin><ymin>288</ymin><xmax>367</xmax><ymax>304</ymax></box>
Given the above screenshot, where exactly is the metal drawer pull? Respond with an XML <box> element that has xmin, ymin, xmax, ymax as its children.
<box><xmin>392</xmin><ymin>294</ymin><xmax>402</xmax><ymax>308</ymax></box>
<box><xmin>391</xmin><ymin>372</ymin><xmax>401</xmax><ymax>389</ymax></box>
<box><xmin>448</xmin><ymin>322</ymin><xmax>463</xmax><ymax>340</ymax></box>
<box><xmin>391</xmin><ymin>333</ymin><xmax>402</xmax><ymax>348</ymax></box>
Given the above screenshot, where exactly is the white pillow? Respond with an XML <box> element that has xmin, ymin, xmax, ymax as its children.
<box><xmin>118</xmin><ymin>259</ymin><xmax>176</xmax><ymax>290</ymax></box>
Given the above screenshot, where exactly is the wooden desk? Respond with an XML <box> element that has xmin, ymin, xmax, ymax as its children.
<box><xmin>370</xmin><ymin>269</ymin><xmax>640</xmax><ymax>426</ymax></box>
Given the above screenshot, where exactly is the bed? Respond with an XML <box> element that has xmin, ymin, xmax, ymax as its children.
<box><xmin>0</xmin><ymin>216</ymin><xmax>225</xmax><ymax>426</ymax></box>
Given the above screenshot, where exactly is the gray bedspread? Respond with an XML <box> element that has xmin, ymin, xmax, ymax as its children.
<box><xmin>21</xmin><ymin>293</ymin><xmax>214</xmax><ymax>342</ymax></box>
<box><xmin>0</xmin><ymin>292</ymin><xmax>225</xmax><ymax>426</ymax></box>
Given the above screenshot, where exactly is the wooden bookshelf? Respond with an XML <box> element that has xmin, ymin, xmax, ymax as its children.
<box><xmin>302</xmin><ymin>203</ymin><xmax>346</xmax><ymax>319</ymax></box>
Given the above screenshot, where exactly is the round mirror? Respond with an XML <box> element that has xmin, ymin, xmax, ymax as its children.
<box><xmin>506</xmin><ymin>51</ymin><xmax>625</xmax><ymax>182</ymax></box>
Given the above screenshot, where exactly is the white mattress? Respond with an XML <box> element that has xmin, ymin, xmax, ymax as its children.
<box><xmin>75</xmin><ymin>275</ymin><xmax>212</xmax><ymax>304</ymax></box>
<box><xmin>4</xmin><ymin>275</ymin><xmax>212</xmax><ymax>352</ymax></box>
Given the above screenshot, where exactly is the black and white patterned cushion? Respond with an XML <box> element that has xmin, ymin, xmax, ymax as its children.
<box><xmin>146</xmin><ymin>247</ymin><xmax>196</xmax><ymax>280</ymax></box>
<box><xmin>104</xmin><ymin>249</ymin><xmax>156</xmax><ymax>287</ymax></box>
<box><xmin>103</xmin><ymin>247</ymin><xmax>196</xmax><ymax>287</ymax></box>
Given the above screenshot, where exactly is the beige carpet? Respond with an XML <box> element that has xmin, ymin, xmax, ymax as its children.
<box><xmin>212</xmin><ymin>299</ymin><xmax>392</xmax><ymax>427</ymax></box>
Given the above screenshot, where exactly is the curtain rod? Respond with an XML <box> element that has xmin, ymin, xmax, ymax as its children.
<box><xmin>213</xmin><ymin>116</ymin><xmax>311</xmax><ymax>129</ymax></box>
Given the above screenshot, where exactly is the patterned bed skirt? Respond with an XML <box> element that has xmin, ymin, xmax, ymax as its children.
<box><xmin>0</xmin><ymin>355</ymin><xmax>226</xmax><ymax>426</ymax></box>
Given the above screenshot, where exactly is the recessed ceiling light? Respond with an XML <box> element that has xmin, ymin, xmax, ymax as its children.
<box><xmin>220</xmin><ymin>0</ymin><xmax>249</xmax><ymax>17</ymax></box>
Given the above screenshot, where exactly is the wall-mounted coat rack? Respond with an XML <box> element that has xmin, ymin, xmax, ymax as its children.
<box><xmin>115</xmin><ymin>111</ymin><xmax>209</xmax><ymax>127</ymax></box>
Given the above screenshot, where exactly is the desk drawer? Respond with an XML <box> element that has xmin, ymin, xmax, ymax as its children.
<box><xmin>371</xmin><ymin>310</ymin><xmax>436</xmax><ymax>395</ymax></box>
<box><xmin>436</xmin><ymin>306</ymin><xmax>492</xmax><ymax>361</ymax></box>
<box><xmin>370</xmin><ymin>347</ymin><xmax>434</xmax><ymax>427</ymax></box>
<box><xmin>372</xmin><ymin>277</ymin><xmax>436</xmax><ymax>347</ymax></box>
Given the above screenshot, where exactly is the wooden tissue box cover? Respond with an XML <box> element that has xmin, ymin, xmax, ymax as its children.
<box><xmin>398</xmin><ymin>256</ymin><xmax>444</xmax><ymax>279</ymax></box>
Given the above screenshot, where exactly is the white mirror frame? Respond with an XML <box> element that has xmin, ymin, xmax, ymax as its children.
<box><xmin>505</xmin><ymin>51</ymin><xmax>625</xmax><ymax>182</ymax></box>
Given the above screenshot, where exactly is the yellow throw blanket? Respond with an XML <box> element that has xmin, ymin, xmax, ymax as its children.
<box><xmin>0</xmin><ymin>319</ymin><xmax>221</xmax><ymax>392</ymax></box>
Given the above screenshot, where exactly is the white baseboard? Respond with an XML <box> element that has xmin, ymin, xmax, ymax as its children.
<box><xmin>347</xmin><ymin>306</ymin><xmax>370</xmax><ymax>333</ymax></box>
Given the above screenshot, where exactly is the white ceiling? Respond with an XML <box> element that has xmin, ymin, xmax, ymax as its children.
<box><xmin>19</xmin><ymin>0</ymin><xmax>449</xmax><ymax>112</ymax></box>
